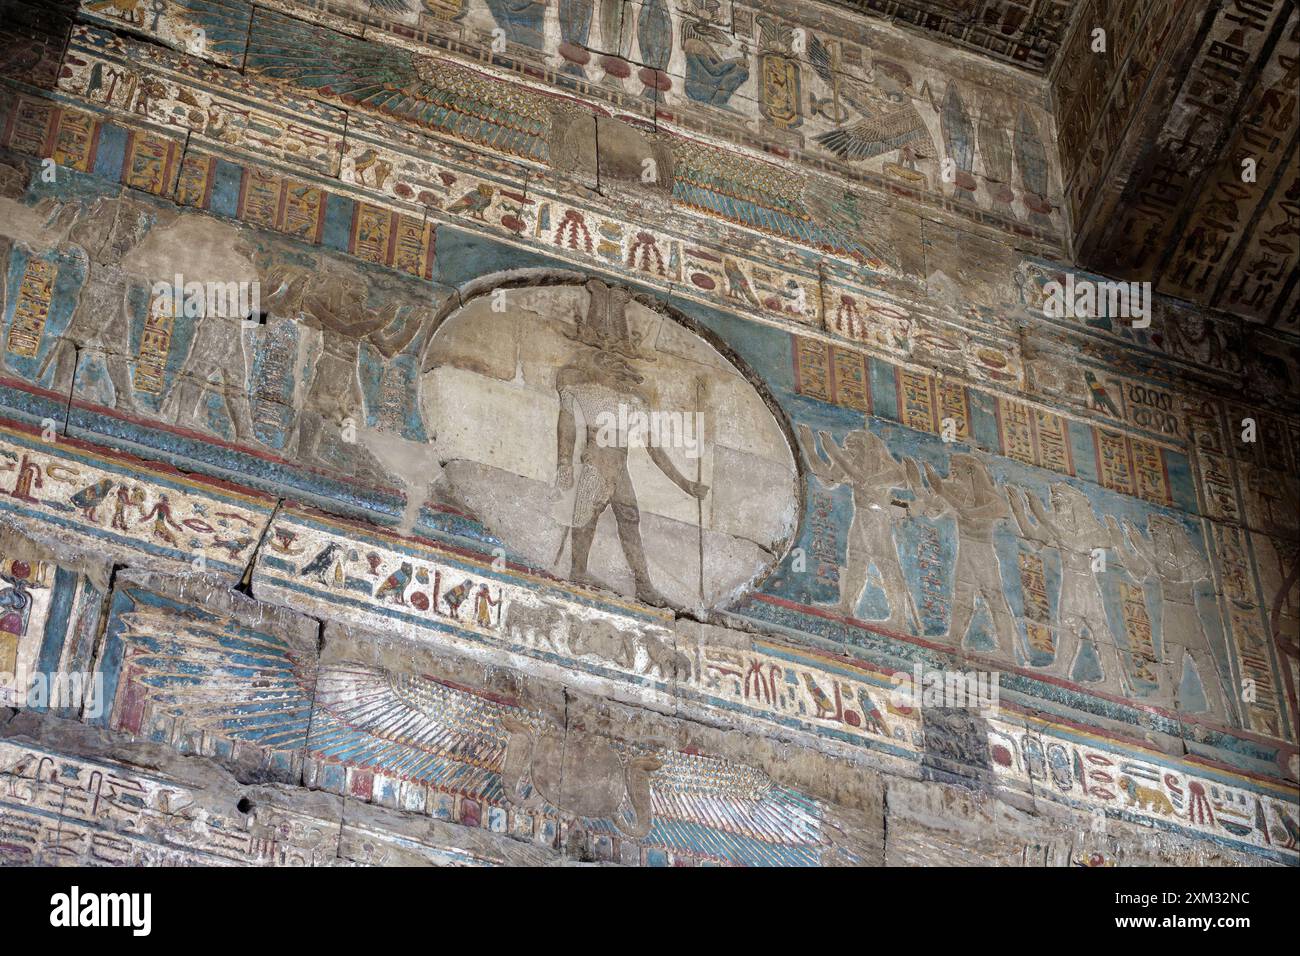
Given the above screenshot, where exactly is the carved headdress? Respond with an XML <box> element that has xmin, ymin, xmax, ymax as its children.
<box><xmin>566</xmin><ymin>279</ymin><xmax>651</xmax><ymax>360</ymax></box>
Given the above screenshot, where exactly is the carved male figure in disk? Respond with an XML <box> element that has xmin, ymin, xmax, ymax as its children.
<box><xmin>554</xmin><ymin>280</ymin><xmax>708</xmax><ymax>606</ymax></box>
<box><xmin>798</xmin><ymin>424</ymin><xmax>919</xmax><ymax>631</ymax></box>
<box><xmin>920</xmin><ymin>454</ymin><xmax>1016</xmax><ymax>653</ymax></box>
<box><xmin>1009</xmin><ymin>482</ymin><xmax>1125</xmax><ymax>682</ymax></box>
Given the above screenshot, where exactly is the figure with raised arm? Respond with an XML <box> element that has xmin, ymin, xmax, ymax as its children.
<box><xmin>1009</xmin><ymin>481</ymin><xmax>1125</xmax><ymax>682</ymax></box>
<box><xmin>1123</xmin><ymin>514</ymin><xmax>1230</xmax><ymax>721</ymax></box>
<box><xmin>798</xmin><ymin>424</ymin><xmax>919</xmax><ymax>631</ymax></box>
<box><xmin>919</xmin><ymin>454</ymin><xmax>1016</xmax><ymax>653</ymax></box>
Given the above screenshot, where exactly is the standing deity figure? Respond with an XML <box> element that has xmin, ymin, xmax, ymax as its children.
<box><xmin>264</xmin><ymin>265</ymin><xmax>431</xmax><ymax>464</ymax></box>
<box><xmin>919</xmin><ymin>454</ymin><xmax>1016</xmax><ymax>653</ymax></box>
<box><xmin>36</xmin><ymin>196</ymin><xmax>159</xmax><ymax>409</ymax></box>
<box><xmin>798</xmin><ymin>424</ymin><xmax>919</xmax><ymax>631</ymax></box>
<box><xmin>160</xmin><ymin>296</ymin><xmax>256</xmax><ymax>443</ymax></box>
<box><xmin>1009</xmin><ymin>482</ymin><xmax>1125</xmax><ymax>682</ymax></box>
<box><xmin>1123</xmin><ymin>515</ymin><xmax>1230</xmax><ymax>721</ymax></box>
<box><xmin>554</xmin><ymin>280</ymin><xmax>708</xmax><ymax>606</ymax></box>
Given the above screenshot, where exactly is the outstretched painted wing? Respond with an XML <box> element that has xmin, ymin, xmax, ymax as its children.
<box><xmin>808</xmin><ymin>33</ymin><xmax>836</xmax><ymax>85</ymax></box>
<box><xmin>108</xmin><ymin>605</ymin><xmax>314</xmax><ymax>755</ymax></box>
<box><xmin>317</xmin><ymin>665</ymin><xmax>849</xmax><ymax>864</ymax></box>
<box><xmin>244</xmin><ymin>10</ymin><xmax>550</xmax><ymax>163</ymax></box>
<box><xmin>110</xmin><ymin>626</ymin><xmax>852</xmax><ymax>866</ymax></box>
<box><xmin>633</xmin><ymin>748</ymin><xmax>848</xmax><ymax>865</ymax></box>
<box><xmin>309</xmin><ymin>663</ymin><xmax>530</xmax><ymax>800</ymax></box>
<box><xmin>814</xmin><ymin>106</ymin><xmax>928</xmax><ymax>162</ymax></box>
<box><xmin>673</xmin><ymin>140</ymin><xmax>894</xmax><ymax>270</ymax></box>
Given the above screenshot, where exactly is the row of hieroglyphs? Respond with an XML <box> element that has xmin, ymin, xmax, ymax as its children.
<box><xmin>4</xmin><ymin>690</ymin><xmax>1297</xmax><ymax>868</ymax></box>
<box><xmin>15</xmin><ymin>556</ymin><xmax>1300</xmax><ymax>866</ymax></box>
<box><xmin>2</xmin><ymin>144</ymin><xmax>1284</xmax><ymax>513</ymax></box>
<box><xmin>2</xmin><ymin>74</ymin><xmax>1035</xmax><ymax>397</ymax></box>
<box><xmin>791</xmin><ymin>337</ymin><xmax>1298</xmax><ymax>740</ymax></box>
<box><xmin>53</xmin><ymin>14</ymin><xmax>1045</xmax><ymax>262</ymax></box>
<box><xmin>0</xmin><ymin>119</ymin><xmax>1293</xmax><ymax>744</ymax></box>
<box><xmin>44</xmin><ymin>13</ymin><xmax>1057</xmax><ymax>373</ymax></box>
<box><xmin>0</xmin><ymin>0</ymin><xmax>1290</xmax><ymax>859</ymax></box>
<box><xmin>91</xmin><ymin>565</ymin><xmax>1300</xmax><ymax>863</ymax></box>
<box><xmin>0</xmin><ymin>238</ymin><xmax>1253</xmax><ymax>733</ymax></box>
<box><xmin>0</xmin><ymin>423</ymin><xmax>273</xmax><ymax>578</ymax></box>
<box><xmin>72</xmin><ymin>0</ymin><xmax>1067</xmax><ymax>244</ymax></box>
<box><xmin>0</xmin><ymin>419</ymin><xmax>1247</xmax><ymax>737</ymax></box>
<box><xmin>0</xmin><ymin>168</ymin><xmax>1292</xmax><ymax>739</ymax></box>
<box><xmin>0</xmin><ymin>420</ymin><xmax>1296</xmax><ymax>861</ymax></box>
<box><xmin>2</xmin><ymin>223</ymin><xmax>1289</xmax><ymax>741</ymax></box>
<box><xmin>4</xmin><ymin>3</ymin><xmax>1286</xmax><ymax>409</ymax></box>
<box><xmin>16</xmin><ymin>28</ymin><xmax>1294</xmax><ymax>412</ymax></box>
<box><xmin>13</xmin><ymin>15</ymin><xmax>1296</xmax><ymax>405</ymax></box>
<box><xmin>1053</xmin><ymin>0</ymin><xmax>1299</xmax><ymax>327</ymax></box>
<box><xmin>1067</xmin><ymin>1</ymin><xmax>1296</xmax><ymax>305</ymax></box>
<box><xmin>0</xmin><ymin>735</ymin><xmax>554</xmax><ymax>866</ymax></box>
<box><xmin>986</xmin><ymin>717</ymin><xmax>1300</xmax><ymax>858</ymax></box>
<box><xmin>74</xmin><ymin>0</ymin><xmax>1080</xmax><ymax>76</ymax></box>
<box><xmin>0</xmin><ymin>737</ymin><xmax>341</xmax><ymax>866</ymax></box>
<box><xmin>250</xmin><ymin>508</ymin><xmax>1300</xmax><ymax>859</ymax></box>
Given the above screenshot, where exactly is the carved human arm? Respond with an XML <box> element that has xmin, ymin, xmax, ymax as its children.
<box><xmin>862</xmin><ymin>465</ymin><xmax>906</xmax><ymax>499</ymax></box>
<box><xmin>300</xmin><ymin>282</ymin><xmax>354</xmax><ymax>334</ymax></box>
<box><xmin>648</xmin><ymin>445</ymin><xmax>709</xmax><ymax>499</ymax></box>
<box><xmin>918</xmin><ymin>461</ymin><xmax>951</xmax><ymax>518</ymax></box>
<box><xmin>1103</xmin><ymin>514</ymin><xmax>1126</xmax><ymax>552</ymax></box>
<box><xmin>1026</xmin><ymin>487</ymin><xmax>1064</xmax><ymax>543</ymax></box>
<box><xmin>1123</xmin><ymin>519</ymin><xmax>1155</xmax><ymax>577</ymax></box>
<box><xmin>820</xmin><ymin>435</ymin><xmax>864</xmax><ymax>484</ymax></box>
<box><xmin>260</xmin><ymin>265</ymin><xmax>307</xmax><ymax>318</ymax></box>
<box><xmin>555</xmin><ymin>373</ymin><xmax>577</xmax><ymax>489</ymax></box>
<box><xmin>923</xmin><ymin>461</ymin><xmax>944</xmax><ymax>498</ymax></box>
<box><xmin>1009</xmin><ymin>486</ymin><xmax>1050</xmax><ymax>545</ymax></box>
<box><xmin>842</xmin><ymin>441</ymin><xmax>905</xmax><ymax>501</ymax></box>
<box><xmin>903</xmin><ymin>456</ymin><xmax>923</xmax><ymax>494</ymax></box>
<box><xmin>879</xmin><ymin>452</ymin><xmax>908</xmax><ymax>492</ymax></box>
<box><xmin>304</xmin><ymin>279</ymin><xmax>392</xmax><ymax>337</ymax></box>
<box><xmin>1168</xmin><ymin>528</ymin><xmax>1212</xmax><ymax>584</ymax></box>
<box><xmin>1025</xmin><ymin>488</ymin><xmax>1051</xmax><ymax>526</ymax></box>
<box><xmin>965</xmin><ymin>489</ymin><xmax>1010</xmax><ymax>523</ymax></box>
<box><xmin>368</xmin><ymin>305</ymin><xmax>429</xmax><ymax>359</ymax></box>
<box><xmin>797</xmin><ymin>425</ymin><xmax>843</xmax><ymax>485</ymax></box>
<box><xmin>1182</xmin><ymin>549</ymin><xmax>1212</xmax><ymax>585</ymax></box>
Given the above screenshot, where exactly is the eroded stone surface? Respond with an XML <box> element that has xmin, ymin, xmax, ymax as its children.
<box><xmin>0</xmin><ymin>0</ymin><xmax>1294</xmax><ymax>868</ymax></box>
<box><xmin>423</xmin><ymin>280</ymin><xmax>798</xmax><ymax>611</ymax></box>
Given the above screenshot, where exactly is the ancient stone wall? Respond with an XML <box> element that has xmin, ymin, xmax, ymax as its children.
<box><xmin>0</xmin><ymin>0</ymin><xmax>1295</xmax><ymax>866</ymax></box>
<box><xmin>1053</xmin><ymin>0</ymin><xmax>1298</xmax><ymax>325</ymax></box>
